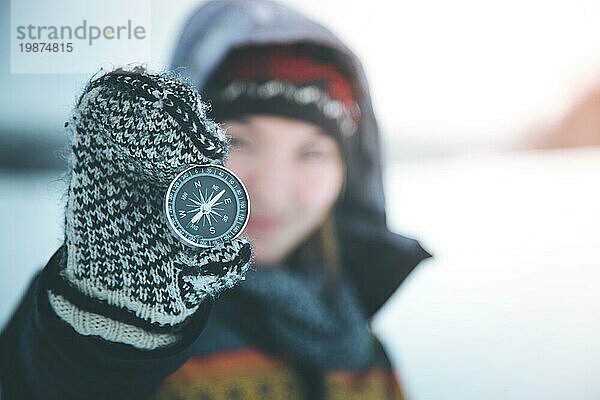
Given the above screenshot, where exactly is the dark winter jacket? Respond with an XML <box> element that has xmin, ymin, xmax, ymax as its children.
<box><xmin>0</xmin><ymin>1</ymin><xmax>430</xmax><ymax>399</ymax></box>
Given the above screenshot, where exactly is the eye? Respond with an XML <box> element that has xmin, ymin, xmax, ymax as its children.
<box><xmin>300</xmin><ymin>148</ymin><xmax>325</xmax><ymax>161</ymax></box>
<box><xmin>229</xmin><ymin>136</ymin><xmax>248</xmax><ymax>151</ymax></box>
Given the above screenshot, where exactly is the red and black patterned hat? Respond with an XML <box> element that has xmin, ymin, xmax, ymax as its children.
<box><xmin>203</xmin><ymin>43</ymin><xmax>361</xmax><ymax>140</ymax></box>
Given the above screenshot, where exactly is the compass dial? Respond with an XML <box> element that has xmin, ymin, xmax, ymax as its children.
<box><xmin>164</xmin><ymin>164</ymin><xmax>250</xmax><ymax>248</ymax></box>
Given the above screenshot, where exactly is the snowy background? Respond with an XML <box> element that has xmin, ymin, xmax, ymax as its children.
<box><xmin>2</xmin><ymin>1</ymin><xmax>600</xmax><ymax>399</ymax></box>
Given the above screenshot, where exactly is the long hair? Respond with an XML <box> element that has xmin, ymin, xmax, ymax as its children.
<box><xmin>286</xmin><ymin>168</ymin><xmax>347</xmax><ymax>298</ymax></box>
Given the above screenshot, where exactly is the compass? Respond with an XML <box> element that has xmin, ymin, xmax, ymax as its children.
<box><xmin>164</xmin><ymin>164</ymin><xmax>250</xmax><ymax>248</ymax></box>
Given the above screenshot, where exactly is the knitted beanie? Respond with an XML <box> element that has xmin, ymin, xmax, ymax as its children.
<box><xmin>203</xmin><ymin>44</ymin><xmax>361</xmax><ymax>140</ymax></box>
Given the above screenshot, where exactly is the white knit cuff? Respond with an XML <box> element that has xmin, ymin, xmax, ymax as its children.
<box><xmin>47</xmin><ymin>290</ymin><xmax>180</xmax><ymax>350</ymax></box>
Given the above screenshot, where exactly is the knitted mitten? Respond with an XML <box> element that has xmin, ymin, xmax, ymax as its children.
<box><xmin>46</xmin><ymin>68</ymin><xmax>253</xmax><ymax>350</ymax></box>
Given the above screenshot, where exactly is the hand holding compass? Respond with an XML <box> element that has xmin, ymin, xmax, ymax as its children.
<box><xmin>46</xmin><ymin>68</ymin><xmax>253</xmax><ymax>349</ymax></box>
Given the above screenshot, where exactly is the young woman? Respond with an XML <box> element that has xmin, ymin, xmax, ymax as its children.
<box><xmin>0</xmin><ymin>1</ymin><xmax>429</xmax><ymax>399</ymax></box>
<box><xmin>159</xmin><ymin>1</ymin><xmax>430</xmax><ymax>398</ymax></box>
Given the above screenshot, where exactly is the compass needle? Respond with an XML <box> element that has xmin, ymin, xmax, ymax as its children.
<box><xmin>207</xmin><ymin>190</ymin><xmax>226</xmax><ymax>208</ymax></box>
<box><xmin>191</xmin><ymin>210</ymin><xmax>204</xmax><ymax>224</ymax></box>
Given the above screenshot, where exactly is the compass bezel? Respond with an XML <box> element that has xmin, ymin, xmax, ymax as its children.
<box><xmin>164</xmin><ymin>164</ymin><xmax>250</xmax><ymax>248</ymax></box>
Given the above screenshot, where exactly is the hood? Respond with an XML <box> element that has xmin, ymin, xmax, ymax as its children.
<box><xmin>170</xmin><ymin>0</ymin><xmax>431</xmax><ymax>317</ymax></box>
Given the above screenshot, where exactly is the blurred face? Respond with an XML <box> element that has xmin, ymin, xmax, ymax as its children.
<box><xmin>222</xmin><ymin>115</ymin><xmax>345</xmax><ymax>266</ymax></box>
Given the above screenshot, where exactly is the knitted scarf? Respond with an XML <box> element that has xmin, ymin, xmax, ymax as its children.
<box><xmin>211</xmin><ymin>264</ymin><xmax>375</xmax><ymax>372</ymax></box>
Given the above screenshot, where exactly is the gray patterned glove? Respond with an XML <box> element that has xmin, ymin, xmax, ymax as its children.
<box><xmin>46</xmin><ymin>68</ymin><xmax>253</xmax><ymax>350</ymax></box>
